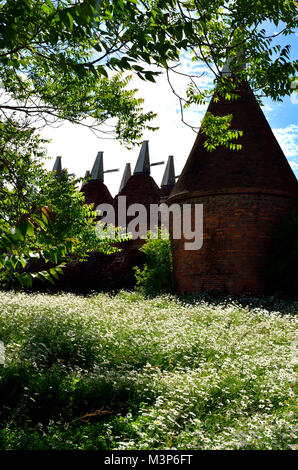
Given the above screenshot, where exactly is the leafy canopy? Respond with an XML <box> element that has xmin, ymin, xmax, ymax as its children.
<box><xmin>0</xmin><ymin>0</ymin><xmax>165</xmax><ymax>144</ymax></box>
<box><xmin>1</xmin><ymin>0</ymin><xmax>297</xmax><ymax>142</ymax></box>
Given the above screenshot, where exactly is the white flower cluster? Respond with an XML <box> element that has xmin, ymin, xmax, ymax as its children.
<box><xmin>0</xmin><ymin>290</ymin><xmax>297</xmax><ymax>450</ymax></box>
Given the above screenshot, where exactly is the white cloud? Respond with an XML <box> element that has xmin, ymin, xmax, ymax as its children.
<box><xmin>262</xmin><ymin>104</ymin><xmax>273</xmax><ymax>113</ymax></box>
<box><xmin>272</xmin><ymin>125</ymin><xmax>298</xmax><ymax>159</ymax></box>
<box><xmin>42</xmin><ymin>70</ymin><xmax>208</xmax><ymax>196</ymax></box>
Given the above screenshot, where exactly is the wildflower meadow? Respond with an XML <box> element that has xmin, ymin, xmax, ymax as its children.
<box><xmin>0</xmin><ymin>291</ymin><xmax>297</xmax><ymax>450</ymax></box>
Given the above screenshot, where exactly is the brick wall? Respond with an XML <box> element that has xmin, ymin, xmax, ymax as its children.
<box><xmin>171</xmin><ymin>193</ymin><xmax>297</xmax><ymax>295</ymax></box>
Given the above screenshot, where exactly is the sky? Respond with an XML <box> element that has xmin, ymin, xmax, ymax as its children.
<box><xmin>42</xmin><ymin>28</ymin><xmax>298</xmax><ymax>197</ymax></box>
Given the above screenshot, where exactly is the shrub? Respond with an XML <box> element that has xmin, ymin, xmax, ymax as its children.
<box><xmin>134</xmin><ymin>229</ymin><xmax>173</xmax><ymax>296</ymax></box>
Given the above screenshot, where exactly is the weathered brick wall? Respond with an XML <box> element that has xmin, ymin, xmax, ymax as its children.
<box><xmin>171</xmin><ymin>193</ymin><xmax>297</xmax><ymax>295</ymax></box>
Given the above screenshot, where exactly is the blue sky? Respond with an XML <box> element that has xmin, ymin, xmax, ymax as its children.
<box><xmin>260</xmin><ymin>23</ymin><xmax>298</xmax><ymax>172</ymax></box>
<box><xmin>43</xmin><ymin>26</ymin><xmax>298</xmax><ymax>196</ymax></box>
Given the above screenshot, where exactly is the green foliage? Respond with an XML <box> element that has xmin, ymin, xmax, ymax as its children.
<box><xmin>0</xmin><ymin>0</ymin><xmax>164</xmax><ymax>144</ymax></box>
<box><xmin>264</xmin><ymin>209</ymin><xmax>298</xmax><ymax>296</ymax></box>
<box><xmin>0</xmin><ymin>291</ymin><xmax>297</xmax><ymax>449</ymax></box>
<box><xmin>0</xmin><ymin>212</ymin><xmax>67</xmax><ymax>288</ymax></box>
<box><xmin>177</xmin><ymin>0</ymin><xmax>298</xmax><ymax>100</ymax></box>
<box><xmin>134</xmin><ymin>229</ymin><xmax>173</xmax><ymax>296</ymax></box>
<box><xmin>0</xmin><ymin>418</ymin><xmax>135</xmax><ymax>450</ymax></box>
<box><xmin>201</xmin><ymin>111</ymin><xmax>243</xmax><ymax>152</ymax></box>
<box><xmin>1</xmin><ymin>0</ymin><xmax>297</xmax><ymax>145</ymax></box>
<box><xmin>0</xmin><ymin>118</ymin><xmax>125</xmax><ymax>288</ymax></box>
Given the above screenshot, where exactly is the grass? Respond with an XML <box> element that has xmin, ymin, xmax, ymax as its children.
<box><xmin>0</xmin><ymin>290</ymin><xmax>297</xmax><ymax>450</ymax></box>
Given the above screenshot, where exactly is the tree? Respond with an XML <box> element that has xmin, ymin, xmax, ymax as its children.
<box><xmin>1</xmin><ymin>1</ymin><xmax>297</xmax><ymax>143</ymax></box>
<box><xmin>0</xmin><ymin>0</ymin><xmax>163</xmax><ymax>144</ymax></box>
<box><xmin>0</xmin><ymin>118</ymin><xmax>127</xmax><ymax>288</ymax></box>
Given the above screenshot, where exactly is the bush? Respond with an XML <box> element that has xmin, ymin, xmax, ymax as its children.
<box><xmin>134</xmin><ymin>229</ymin><xmax>173</xmax><ymax>296</ymax></box>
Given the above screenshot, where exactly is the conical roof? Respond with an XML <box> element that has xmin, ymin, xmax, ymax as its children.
<box><xmin>114</xmin><ymin>140</ymin><xmax>161</xmax><ymax>215</ymax></box>
<box><xmin>169</xmin><ymin>81</ymin><xmax>298</xmax><ymax>201</ymax></box>
<box><xmin>116</xmin><ymin>173</ymin><xmax>161</xmax><ymax>207</ymax></box>
<box><xmin>81</xmin><ymin>180</ymin><xmax>113</xmax><ymax>207</ymax></box>
<box><xmin>119</xmin><ymin>163</ymin><xmax>132</xmax><ymax>193</ymax></box>
<box><xmin>52</xmin><ymin>156</ymin><xmax>62</xmax><ymax>176</ymax></box>
<box><xmin>113</xmin><ymin>141</ymin><xmax>162</xmax><ymax>228</ymax></box>
<box><xmin>114</xmin><ymin>174</ymin><xmax>162</xmax><ymax>228</ymax></box>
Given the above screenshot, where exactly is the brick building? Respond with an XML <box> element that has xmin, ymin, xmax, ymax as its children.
<box><xmin>168</xmin><ymin>80</ymin><xmax>298</xmax><ymax>295</ymax></box>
